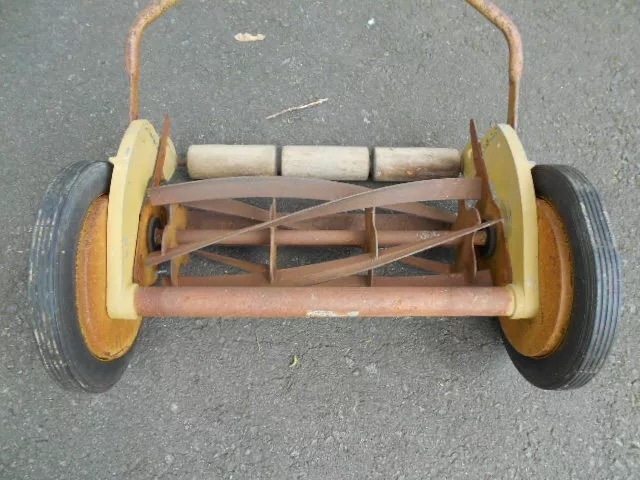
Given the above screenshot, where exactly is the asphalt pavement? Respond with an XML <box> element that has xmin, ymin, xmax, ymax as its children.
<box><xmin>1</xmin><ymin>1</ymin><xmax>639</xmax><ymax>478</ymax></box>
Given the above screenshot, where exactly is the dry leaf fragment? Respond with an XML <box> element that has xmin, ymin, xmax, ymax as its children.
<box><xmin>289</xmin><ymin>355</ymin><xmax>300</xmax><ymax>368</ymax></box>
<box><xmin>234</xmin><ymin>32</ymin><xmax>266</xmax><ymax>42</ymax></box>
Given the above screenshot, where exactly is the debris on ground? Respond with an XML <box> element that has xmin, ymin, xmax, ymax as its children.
<box><xmin>266</xmin><ymin>98</ymin><xmax>328</xmax><ymax>120</ymax></box>
<box><xmin>289</xmin><ymin>354</ymin><xmax>300</xmax><ymax>368</ymax></box>
<box><xmin>234</xmin><ymin>32</ymin><xmax>266</xmax><ymax>42</ymax></box>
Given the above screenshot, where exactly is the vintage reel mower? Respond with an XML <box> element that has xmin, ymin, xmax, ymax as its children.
<box><xmin>29</xmin><ymin>0</ymin><xmax>621</xmax><ymax>392</ymax></box>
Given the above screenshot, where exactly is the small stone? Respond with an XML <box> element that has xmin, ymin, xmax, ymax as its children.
<box><xmin>367</xmin><ymin>18</ymin><xmax>375</xmax><ymax>26</ymax></box>
<box><xmin>352</xmin><ymin>368</ymin><xmax>361</xmax><ymax>376</ymax></box>
<box><xmin>170</xmin><ymin>403</ymin><xmax>178</xmax><ymax>413</ymax></box>
<box><xmin>164</xmin><ymin>454</ymin><xmax>174</xmax><ymax>465</ymax></box>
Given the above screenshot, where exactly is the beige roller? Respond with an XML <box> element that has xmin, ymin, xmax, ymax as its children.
<box><xmin>373</xmin><ymin>147</ymin><xmax>461</xmax><ymax>181</ymax></box>
<box><xmin>282</xmin><ymin>146</ymin><xmax>370</xmax><ymax>181</ymax></box>
<box><xmin>187</xmin><ymin>145</ymin><xmax>277</xmax><ymax>179</ymax></box>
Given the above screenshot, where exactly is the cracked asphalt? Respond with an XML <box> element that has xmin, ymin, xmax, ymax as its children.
<box><xmin>1</xmin><ymin>1</ymin><xmax>639</xmax><ymax>478</ymax></box>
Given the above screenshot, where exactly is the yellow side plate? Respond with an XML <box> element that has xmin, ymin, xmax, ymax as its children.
<box><xmin>463</xmin><ymin>124</ymin><xmax>539</xmax><ymax>319</ymax></box>
<box><xmin>107</xmin><ymin>120</ymin><xmax>176</xmax><ymax>319</ymax></box>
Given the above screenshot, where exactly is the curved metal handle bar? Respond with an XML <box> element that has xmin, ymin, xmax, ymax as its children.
<box><xmin>126</xmin><ymin>0</ymin><xmax>523</xmax><ymax>129</ymax></box>
<box><xmin>465</xmin><ymin>0</ymin><xmax>523</xmax><ymax>129</ymax></box>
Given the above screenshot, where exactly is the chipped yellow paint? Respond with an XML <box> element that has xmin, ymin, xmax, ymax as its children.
<box><xmin>107</xmin><ymin>120</ymin><xmax>176</xmax><ymax>319</ymax></box>
<box><xmin>462</xmin><ymin>124</ymin><xmax>538</xmax><ymax>319</ymax></box>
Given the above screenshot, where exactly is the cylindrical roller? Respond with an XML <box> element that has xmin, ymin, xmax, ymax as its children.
<box><xmin>187</xmin><ymin>145</ymin><xmax>276</xmax><ymax>179</ymax></box>
<box><xmin>282</xmin><ymin>146</ymin><xmax>370</xmax><ymax>181</ymax></box>
<box><xmin>135</xmin><ymin>286</ymin><xmax>515</xmax><ymax>318</ymax></box>
<box><xmin>373</xmin><ymin>147</ymin><xmax>461</xmax><ymax>181</ymax></box>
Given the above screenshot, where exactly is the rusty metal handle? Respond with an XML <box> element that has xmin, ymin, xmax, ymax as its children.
<box><xmin>465</xmin><ymin>0</ymin><xmax>523</xmax><ymax>129</ymax></box>
<box><xmin>126</xmin><ymin>0</ymin><xmax>523</xmax><ymax>129</ymax></box>
<box><xmin>126</xmin><ymin>0</ymin><xmax>182</xmax><ymax>122</ymax></box>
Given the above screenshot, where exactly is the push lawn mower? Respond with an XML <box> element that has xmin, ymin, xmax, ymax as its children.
<box><xmin>29</xmin><ymin>0</ymin><xmax>621</xmax><ymax>392</ymax></box>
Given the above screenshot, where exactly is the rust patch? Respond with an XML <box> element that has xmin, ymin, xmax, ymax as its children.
<box><xmin>76</xmin><ymin>196</ymin><xmax>142</xmax><ymax>360</ymax></box>
<box><xmin>500</xmin><ymin>199</ymin><xmax>573</xmax><ymax>357</ymax></box>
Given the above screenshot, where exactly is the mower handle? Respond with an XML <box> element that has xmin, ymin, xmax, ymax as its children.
<box><xmin>126</xmin><ymin>0</ymin><xmax>523</xmax><ymax>129</ymax></box>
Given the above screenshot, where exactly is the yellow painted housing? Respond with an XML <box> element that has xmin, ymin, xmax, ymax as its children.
<box><xmin>107</xmin><ymin>120</ymin><xmax>176</xmax><ymax>319</ymax></box>
<box><xmin>463</xmin><ymin>124</ymin><xmax>539</xmax><ymax>319</ymax></box>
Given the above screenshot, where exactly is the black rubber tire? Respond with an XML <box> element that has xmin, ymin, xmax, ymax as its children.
<box><xmin>501</xmin><ymin>165</ymin><xmax>621</xmax><ymax>390</ymax></box>
<box><xmin>29</xmin><ymin>161</ymin><xmax>136</xmax><ymax>392</ymax></box>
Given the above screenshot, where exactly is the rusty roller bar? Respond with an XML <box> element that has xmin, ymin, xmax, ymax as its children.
<box><xmin>186</xmin><ymin>211</ymin><xmax>446</xmax><ymax>232</ymax></box>
<box><xmin>135</xmin><ymin>286</ymin><xmax>515</xmax><ymax>318</ymax></box>
<box><xmin>175</xmin><ymin>228</ymin><xmax>488</xmax><ymax>247</ymax></box>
